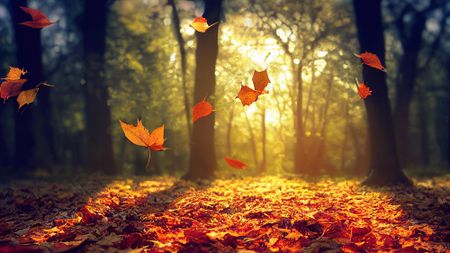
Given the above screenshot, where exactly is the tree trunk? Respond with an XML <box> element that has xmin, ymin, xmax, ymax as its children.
<box><xmin>394</xmin><ymin>12</ymin><xmax>426</xmax><ymax>167</ymax></box>
<box><xmin>226</xmin><ymin>104</ymin><xmax>235</xmax><ymax>156</ymax></box>
<box><xmin>260</xmin><ymin>107</ymin><xmax>267</xmax><ymax>173</ymax></box>
<box><xmin>168</xmin><ymin>0</ymin><xmax>192</xmax><ymax>142</ymax></box>
<box><xmin>294</xmin><ymin>63</ymin><xmax>306</xmax><ymax>174</ymax></box>
<box><xmin>303</xmin><ymin>59</ymin><xmax>315</xmax><ymax>130</ymax></box>
<box><xmin>446</xmin><ymin>57</ymin><xmax>450</xmax><ymax>167</ymax></box>
<box><xmin>9</xmin><ymin>0</ymin><xmax>55</xmax><ymax>173</ymax></box>
<box><xmin>83</xmin><ymin>0</ymin><xmax>115</xmax><ymax>173</ymax></box>
<box><xmin>244</xmin><ymin>109</ymin><xmax>259</xmax><ymax>169</ymax></box>
<box><xmin>417</xmin><ymin>85</ymin><xmax>430</xmax><ymax>166</ymax></box>
<box><xmin>0</xmin><ymin>105</ymin><xmax>10</xmax><ymax>167</ymax></box>
<box><xmin>353</xmin><ymin>0</ymin><xmax>410</xmax><ymax>186</ymax></box>
<box><xmin>184</xmin><ymin>0</ymin><xmax>221</xmax><ymax>180</ymax></box>
<box><xmin>340</xmin><ymin>102</ymin><xmax>350</xmax><ymax>172</ymax></box>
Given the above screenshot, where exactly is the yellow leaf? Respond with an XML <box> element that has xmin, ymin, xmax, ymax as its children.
<box><xmin>17</xmin><ymin>88</ymin><xmax>39</xmax><ymax>109</ymax></box>
<box><xmin>119</xmin><ymin>119</ymin><xmax>149</xmax><ymax>147</ymax></box>
<box><xmin>3</xmin><ymin>66</ymin><xmax>27</xmax><ymax>81</ymax></box>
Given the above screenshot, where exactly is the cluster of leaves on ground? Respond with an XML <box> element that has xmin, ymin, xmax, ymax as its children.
<box><xmin>0</xmin><ymin>176</ymin><xmax>449</xmax><ymax>252</ymax></box>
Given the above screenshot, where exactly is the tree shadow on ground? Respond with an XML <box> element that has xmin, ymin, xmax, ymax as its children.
<box><xmin>0</xmin><ymin>175</ymin><xmax>212</xmax><ymax>252</ymax></box>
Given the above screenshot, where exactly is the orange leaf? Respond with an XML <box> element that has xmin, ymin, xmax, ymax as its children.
<box><xmin>119</xmin><ymin>119</ymin><xmax>166</xmax><ymax>151</ymax></box>
<box><xmin>355</xmin><ymin>52</ymin><xmax>385</xmax><ymax>71</ymax></box>
<box><xmin>147</xmin><ymin>125</ymin><xmax>166</xmax><ymax>151</ymax></box>
<box><xmin>357</xmin><ymin>83</ymin><xmax>372</xmax><ymax>99</ymax></box>
<box><xmin>2</xmin><ymin>67</ymin><xmax>27</xmax><ymax>81</ymax></box>
<box><xmin>19</xmin><ymin>6</ymin><xmax>54</xmax><ymax>29</ymax></box>
<box><xmin>224</xmin><ymin>157</ymin><xmax>247</xmax><ymax>169</ymax></box>
<box><xmin>236</xmin><ymin>85</ymin><xmax>260</xmax><ymax>106</ymax></box>
<box><xmin>17</xmin><ymin>88</ymin><xmax>38</xmax><ymax>109</ymax></box>
<box><xmin>190</xmin><ymin>16</ymin><xmax>217</xmax><ymax>33</ymax></box>
<box><xmin>0</xmin><ymin>79</ymin><xmax>27</xmax><ymax>101</ymax></box>
<box><xmin>16</xmin><ymin>83</ymin><xmax>54</xmax><ymax>109</ymax></box>
<box><xmin>252</xmin><ymin>69</ymin><xmax>270</xmax><ymax>93</ymax></box>
<box><xmin>192</xmin><ymin>99</ymin><xmax>213</xmax><ymax>122</ymax></box>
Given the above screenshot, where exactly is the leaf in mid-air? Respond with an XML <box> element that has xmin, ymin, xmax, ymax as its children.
<box><xmin>252</xmin><ymin>69</ymin><xmax>270</xmax><ymax>93</ymax></box>
<box><xmin>236</xmin><ymin>85</ymin><xmax>260</xmax><ymax>106</ymax></box>
<box><xmin>2</xmin><ymin>67</ymin><xmax>27</xmax><ymax>81</ymax></box>
<box><xmin>0</xmin><ymin>79</ymin><xmax>27</xmax><ymax>101</ymax></box>
<box><xmin>192</xmin><ymin>99</ymin><xmax>213</xmax><ymax>122</ymax></box>
<box><xmin>17</xmin><ymin>88</ymin><xmax>38</xmax><ymax>109</ymax></box>
<box><xmin>357</xmin><ymin>83</ymin><xmax>372</xmax><ymax>99</ymax></box>
<box><xmin>16</xmin><ymin>83</ymin><xmax>54</xmax><ymax>109</ymax></box>
<box><xmin>224</xmin><ymin>157</ymin><xmax>247</xmax><ymax>169</ymax></box>
<box><xmin>19</xmin><ymin>6</ymin><xmax>54</xmax><ymax>29</ymax></box>
<box><xmin>190</xmin><ymin>16</ymin><xmax>217</xmax><ymax>33</ymax></box>
<box><xmin>355</xmin><ymin>52</ymin><xmax>385</xmax><ymax>71</ymax></box>
<box><xmin>119</xmin><ymin>119</ymin><xmax>166</xmax><ymax>151</ymax></box>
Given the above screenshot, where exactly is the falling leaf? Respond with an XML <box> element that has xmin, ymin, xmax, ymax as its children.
<box><xmin>236</xmin><ymin>85</ymin><xmax>260</xmax><ymax>106</ymax></box>
<box><xmin>119</xmin><ymin>119</ymin><xmax>166</xmax><ymax>152</ymax></box>
<box><xmin>356</xmin><ymin>82</ymin><xmax>372</xmax><ymax>99</ymax></box>
<box><xmin>224</xmin><ymin>157</ymin><xmax>247</xmax><ymax>169</ymax></box>
<box><xmin>16</xmin><ymin>83</ymin><xmax>54</xmax><ymax>109</ymax></box>
<box><xmin>192</xmin><ymin>99</ymin><xmax>213</xmax><ymax>122</ymax></box>
<box><xmin>17</xmin><ymin>88</ymin><xmax>38</xmax><ymax>109</ymax></box>
<box><xmin>2</xmin><ymin>67</ymin><xmax>27</xmax><ymax>81</ymax></box>
<box><xmin>252</xmin><ymin>69</ymin><xmax>270</xmax><ymax>93</ymax></box>
<box><xmin>0</xmin><ymin>79</ymin><xmax>27</xmax><ymax>101</ymax></box>
<box><xmin>19</xmin><ymin>6</ymin><xmax>54</xmax><ymax>29</ymax></box>
<box><xmin>190</xmin><ymin>16</ymin><xmax>218</xmax><ymax>33</ymax></box>
<box><xmin>354</xmin><ymin>52</ymin><xmax>385</xmax><ymax>71</ymax></box>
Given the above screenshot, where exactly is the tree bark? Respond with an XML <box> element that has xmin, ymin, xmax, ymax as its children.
<box><xmin>353</xmin><ymin>0</ymin><xmax>411</xmax><ymax>186</ymax></box>
<box><xmin>9</xmin><ymin>0</ymin><xmax>55</xmax><ymax>173</ymax></box>
<box><xmin>168</xmin><ymin>0</ymin><xmax>192</xmax><ymax>142</ymax></box>
<box><xmin>83</xmin><ymin>0</ymin><xmax>115</xmax><ymax>173</ymax></box>
<box><xmin>244</xmin><ymin>109</ymin><xmax>259</xmax><ymax>169</ymax></box>
<box><xmin>294</xmin><ymin>63</ymin><xmax>306</xmax><ymax>174</ymax></box>
<box><xmin>225</xmin><ymin>104</ymin><xmax>234</xmax><ymax>156</ymax></box>
<box><xmin>417</xmin><ymin>84</ymin><xmax>430</xmax><ymax>166</ymax></box>
<box><xmin>393</xmin><ymin>11</ymin><xmax>426</xmax><ymax>167</ymax></box>
<box><xmin>260</xmin><ymin>107</ymin><xmax>267</xmax><ymax>173</ymax></box>
<box><xmin>184</xmin><ymin>0</ymin><xmax>221</xmax><ymax>180</ymax></box>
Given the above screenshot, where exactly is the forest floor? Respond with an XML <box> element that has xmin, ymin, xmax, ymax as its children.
<box><xmin>0</xmin><ymin>176</ymin><xmax>449</xmax><ymax>253</ymax></box>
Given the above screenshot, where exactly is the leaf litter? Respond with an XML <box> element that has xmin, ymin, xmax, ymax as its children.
<box><xmin>0</xmin><ymin>176</ymin><xmax>449</xmax><ymax>252</ymax></box>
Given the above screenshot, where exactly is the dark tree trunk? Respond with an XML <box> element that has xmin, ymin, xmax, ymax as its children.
<box><xmin>393</xmin><ymin>11</ymin><xmax>426</xmax><ymax>167</ymax></box>
<box><xmin>168</xmin><ymin>0</ymin><xmax>192</xmax><ymax>142</ymax></box>
<box><xmin>83</xmin><ymin>0</ymin><xmax>115</xmax><ymax>173</ymax></box>
<box><xmin>9</xmin><ymin>0</ymin><xmax>55</xmax><ymax>173</ymax></box>
<box><xmin>353</xmin><ymin>0</ymin><xmax>410</xmax><ymax>186</ymax></box>
<box><xmin>417</xmin><ymin>85</ymin><xmax>430</xmax><ymax>166</ymax></box>
<box><xmin>184</xmin><ymin>0</ymin><xmax>221</xmax><ymax>180</ymax></box>
<box><xmin>447</xmin><ymin>57</ymin><xmax>450</xmax><ymax>167</ymax></box>
<box><xmin>0</xmin><ymin>106</ymin><xmax>10</xmax><ymax>167</ymax></box>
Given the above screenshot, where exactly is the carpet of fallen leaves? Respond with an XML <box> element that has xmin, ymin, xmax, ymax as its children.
<box><xmin>0</xmin><ymin>176</ymin><xmax>449</xmax><ymax>253</ymax></box>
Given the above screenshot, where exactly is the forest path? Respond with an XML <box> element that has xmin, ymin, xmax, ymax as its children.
<box><xmin>0</xmin><ymin>176</ymin><xmax>449</xmax><ymax>252</ymax></box>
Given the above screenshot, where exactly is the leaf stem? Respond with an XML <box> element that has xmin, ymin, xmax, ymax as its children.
<box><xmin>145</xmin><ymin>149</ymin><xmax>152</xmax><ymax>169</ymax></box>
